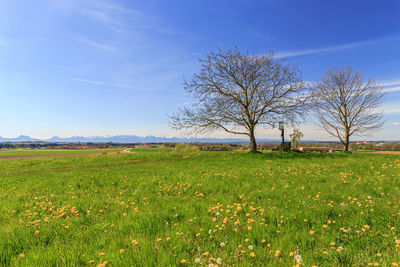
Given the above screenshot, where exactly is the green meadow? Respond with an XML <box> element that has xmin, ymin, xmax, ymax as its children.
<box><xmin>1</xmin><ymin>150</ymin><xmax>400</xmax><ymax>266</ymax></box>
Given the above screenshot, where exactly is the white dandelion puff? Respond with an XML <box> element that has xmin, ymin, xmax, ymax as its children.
<box><xmin>295</xmin><ymin>254</ymin><xmax>302</xmax><ymax>264</ymax></box>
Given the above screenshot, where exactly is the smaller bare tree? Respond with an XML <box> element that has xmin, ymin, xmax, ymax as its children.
<box><xmin>312</xmin><ymin>66</ymin><xmax>385</xmax><ymax>151</ymax></box>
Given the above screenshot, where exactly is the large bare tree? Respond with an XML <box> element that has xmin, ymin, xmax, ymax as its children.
<box><xmin>312</xmin><ymin>66</ymin><xmax>385</xmax><ymax>151</ymax></box>
<box><xmin>169</xmin><ymin>47</ymin><xmax>308</xmax><ymax>152</ymax></box>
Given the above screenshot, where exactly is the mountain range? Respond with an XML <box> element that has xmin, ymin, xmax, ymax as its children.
<box><xmin>0</xmin><ymin>135</ymin><xmax>282</xmax><ymax>143</ymax></box>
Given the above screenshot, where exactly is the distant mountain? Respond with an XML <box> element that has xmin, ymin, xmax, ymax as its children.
<box><xmin>0</xmin><ymin>135</ymin><xmax>42</xmax><ymax>142</ymax></box>
<box><xmin>0</xmin><ymin>134</ymin><xmax>285</xmax><ymax>143</ymax></box>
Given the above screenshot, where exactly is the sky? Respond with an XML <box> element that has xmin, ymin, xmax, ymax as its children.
<box><xmin>0</xmin><ymin>0</ymin><xmax>399</xmax><ymax>141</ymax></box>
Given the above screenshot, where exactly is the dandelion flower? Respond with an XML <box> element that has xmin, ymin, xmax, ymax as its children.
<box><xmin>220</xmin><ymin>242</ymin><xmax>225</xmax><ymax>247</ymax></box>
<box><xmin>194</xmin><ymin>258</ymin><xmax>201</xmax><ymax>263</ymax></box>
<box><xmin>35</xmin><ymin>230</ymin><xmax>40</xmax><ymax>235</ymax></box>
<box><xmin>309</xmin><ymin>230</ymin><xmax>315</xmax><ymax>235</ymax></box>
<box><xmin>248</xmin><ymin>245</ymin><xmax>253</xmax><ymax>250</ymax></box>
<box><xmin>19</xmin><ymin>254</ymin><xmax>25</xmax><ymax>258</ymax></box>
<box><xmin>120</xmin><ymin>249</ymin><xmax>125</xmax><ymax>253</ymax></box>
<box><xmin>181</xmin><ymin>259</ymin><xmax>186</xmax><ymax>264</ymax></box>
<box><xmin>216</xmin><ymin>258</ymin><xmax>222</xmax><ymax>264</ymax></box>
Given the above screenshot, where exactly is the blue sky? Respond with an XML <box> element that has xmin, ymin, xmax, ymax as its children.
<box><xmin>0</xmin><ymin>0</ymin><xmax>399</xmax><ymax>140</ymax></box>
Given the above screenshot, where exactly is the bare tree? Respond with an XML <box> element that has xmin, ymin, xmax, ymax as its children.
<box><xmin>312</xmin><ymin>66</ymin><xmax>385</xmax><ymax>151</ymax></box>
<box><xmin>169</xmin><ymin>47</ymin><xmax>308</xmax><ymax>152</ymax></box>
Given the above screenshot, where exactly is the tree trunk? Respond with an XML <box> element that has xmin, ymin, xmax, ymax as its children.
<box><xmin>249</xmin><ymin>128</ymin><xmax>257</xmax><ymax>152</ymax></box>
<box><xmin>344</xmin><ymin>136</ymin><xmax>349</xmax><ymax>151</ymax></box>
<box><xmin>344</xmin><ymin>129</ymin><xmax>350</xmax><ymax>151</ymax></box>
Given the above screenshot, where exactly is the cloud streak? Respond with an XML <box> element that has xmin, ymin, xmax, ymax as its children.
<box><xmin>78</xmin><ymin>0</ymin><xmax>142</xmax><ymax>33</ymax></box>
<box><xmin>380</xmin><ymin>79</ymin><xmax>400</xmax><ymax>93</ymax></box>
<box><xmin>275</xmin><ymin>36</ymin><xmax>400</xmax><ymax>58</ymax></box>
<box><xmin>70</xmin><ymin>35</ymin><xmax>119</xmax><ymax>53</ymax></box>
<box><xmin>0</xmin><ymin>35</ymin><xmax>9</xmax><ymax>46</ymax></box>
<box><xmin>72</xmin><ymin>78</ymin><xmax>132</xmax><ymax>89</ymax></box>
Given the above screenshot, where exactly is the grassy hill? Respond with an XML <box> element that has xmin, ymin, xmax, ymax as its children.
<box><xmin>1</xmin><ymin>150</ymin><xmax>399</xmax><ymax>266</ymax></box>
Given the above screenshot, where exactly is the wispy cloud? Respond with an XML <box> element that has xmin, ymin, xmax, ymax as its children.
<box><xmin>275</xmin><ymin>36</ymin><xmax>400</xmax><ymax>58</ymax></box>
<box><xmin>0</xmin><ymin>35</ymin><xmax>9</xmax><ymax>46</ymax></box>
<box><xmin>72</xmin><ymin>78</ymin><xmax>132</xmax><ymax>89</ymax></box>
<box><xmin>383</xmin><ymin>86</ymin><xmax>400</xmax><ymax>93</ymax></box>
<box><xmin>380</xmin><ymin>79</ymin><xmax>400</xmax><ymax>93</ymax></box>
<box><xmin>381</xmin><ymin>104</ymin><xmax>400</xmax><ymax>114</ymax></box>
<box><xmin>72</xmin><ymin>78</ymin><xmax>105</xmax><ymax>85</ymax></box>
<box><xmin>78</xmin><ymin>0</ymin><xmax>141</xmax><ymax>33</ymax></box>
<box><xmin>70</xmin><ymin>35</ymin><xmax>119</xmax><ymax>53</ymax></box>
<box><xmin>91</xmin><ymin>0</ymin><xmax>141</xmax><ymax>16</ymax></box>
<box><xmin>393</xmin><ymin>122</ymin><xmax>400</xmax><ymax>126</ymax></box>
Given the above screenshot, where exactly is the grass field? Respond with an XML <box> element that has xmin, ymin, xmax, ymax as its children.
<box><xmin>1</xmin><ymin>150</ymin><xmax>400</xmax><ymax>266</ymax></box>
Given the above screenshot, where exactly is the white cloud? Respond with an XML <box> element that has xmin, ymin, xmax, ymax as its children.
<box><xmin>72</xmin><ymin>78</ymin><xmax>105</xmax><ymax>85</ymax></box>
<box><xmin>380</xmin><ymin>79</ymin><xmax>400</xmax><ymax>93</ymax></box>
<box><xmin>380</xmin><ymin>104</ymin><xmax>400</xmax><ymax>114</ymax></box>
<box><xmin>70</xmin><ymin>35</ymin><xmax>119</xmax><ymax>53</ymax></box>
<box><xmin>275</xmin><ymin>36</ymin><xmax>400</xmax><ymax>58</ymax></box>
<box><xmin>394</xmin><ymin>122</ymin><xmax>400</xmax><ymax>126</ymax></box>
<box><xmin>0</xmin><ymin>35</ymin><xmax>9</xmax><ymax>46</ymax></box>
<box><xmin>72</xmin><ymin>78</ymin><xmax>132</xmax><ymax>89</ymax></box>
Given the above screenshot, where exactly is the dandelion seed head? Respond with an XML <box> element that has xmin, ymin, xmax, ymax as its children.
<box><xmin>295</xmin><ymin>254</ymin><xmax>302</xmax><ymax>264</ymax></box>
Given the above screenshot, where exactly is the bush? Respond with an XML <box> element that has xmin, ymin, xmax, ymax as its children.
<box><xmin>199</xmin><ymin>144</ymin><xmax>235</xmax><ymax>151</ymax></box>
<box><xmin>159</xmin><ymin>145</ymin><xmax>170</xmax><ymax>153</ymax></box>
<box><xmin>174</xmin><ymin>143</ymin><xmax>199</xmax><ymax>153</ymax></box>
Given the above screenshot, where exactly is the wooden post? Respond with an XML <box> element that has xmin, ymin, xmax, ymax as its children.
<box><xmin>279</xmin><ymin>121</ymin><xmax>284</xmax><ymax>151</ymax></box>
